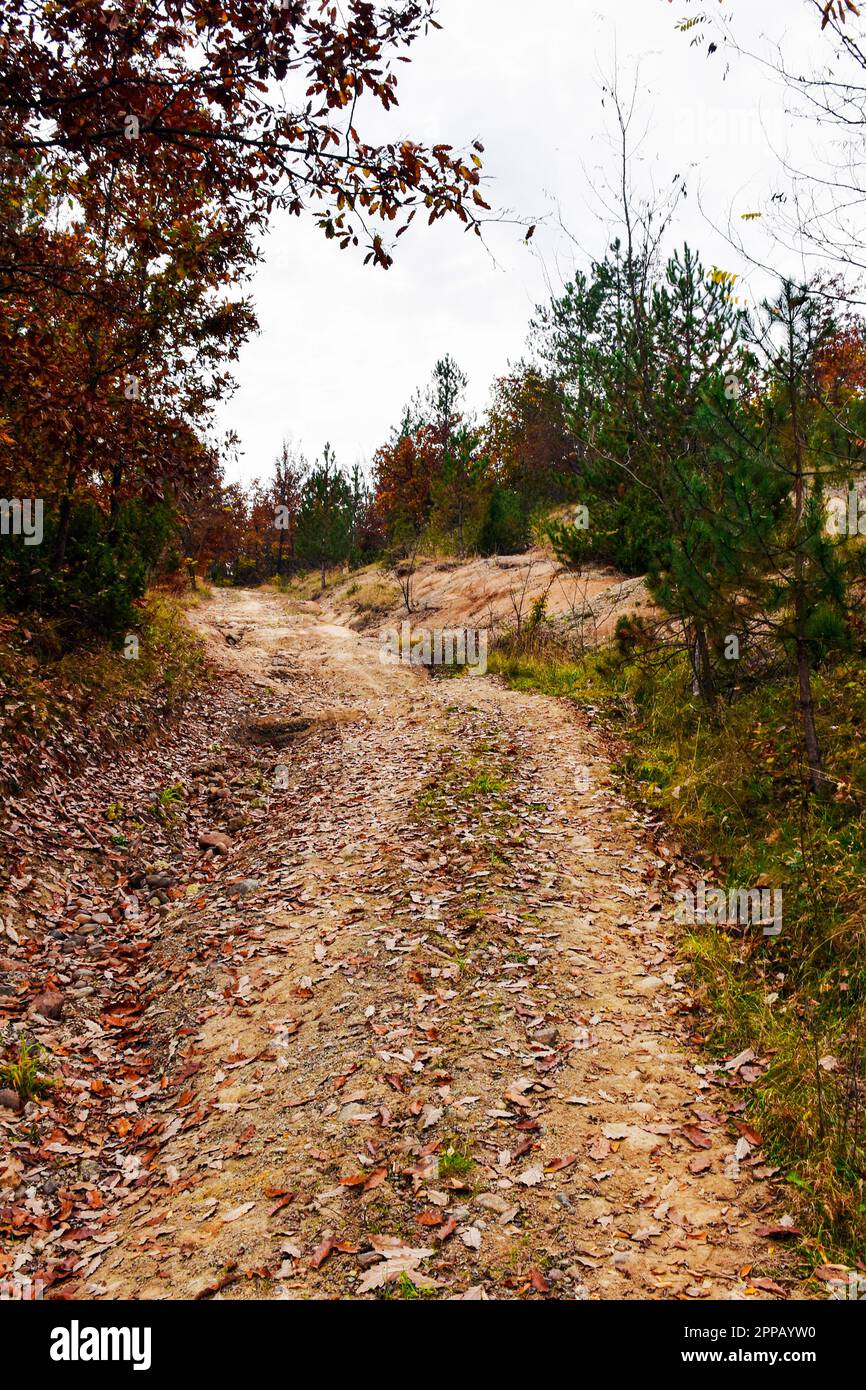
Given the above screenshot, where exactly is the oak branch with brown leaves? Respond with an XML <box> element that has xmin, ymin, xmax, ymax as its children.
<box><xmin>0</xmin><ymin>1</ymin><xmax>489</xmax><ymax>638</ymax></box>
<box><xmin>0</xmin><ymin>0</ymin><xmax>489</xmax><ymax>271</ymax></box>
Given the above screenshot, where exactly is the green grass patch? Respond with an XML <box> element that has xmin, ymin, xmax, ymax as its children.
<box><xmin>0</xmin><ymin>1038</ymin><xmax>57</xmax><ymax>1103</ymax></box>
<box><xmin>437</xmin><ymin>1141</ymin><xmax>477</xmax><ymax>1180</ymax></box>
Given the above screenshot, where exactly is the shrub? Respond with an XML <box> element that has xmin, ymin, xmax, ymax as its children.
<box><xmin>477</xmin><ymin>487</ymin><xmax>529</xmax><ymax>555</ymax></box>
<box><xmin>0</xmin><ymin>499</ymin><xmax>173</xmax><ymax>648</ymax></box>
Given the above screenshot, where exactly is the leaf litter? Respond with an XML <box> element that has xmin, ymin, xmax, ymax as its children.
<box><xmin>0</xmin><ymin>589</ymin><xmax>800</xmax><ymax>1300</ymax></box>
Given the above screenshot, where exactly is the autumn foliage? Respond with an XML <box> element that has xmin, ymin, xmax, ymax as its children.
<box><xmin>0</xmin><ymin>1</ymin><xmax>488</xmax><ymax>642</ymax></box>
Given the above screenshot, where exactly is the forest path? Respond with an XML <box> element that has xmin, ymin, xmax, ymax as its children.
<box><xmin>3</xmin><ymin>588</ymin><xmax>793</xmax><ymax>1301</ymax></box>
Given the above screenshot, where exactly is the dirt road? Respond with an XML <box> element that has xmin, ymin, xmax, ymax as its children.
<box><xmin>3</xmin><ymin>589</ymin><xmax>794</xmax><ymax>1300</ymax></box>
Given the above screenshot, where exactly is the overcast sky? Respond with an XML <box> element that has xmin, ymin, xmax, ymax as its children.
<box><xmin>219</xmin><ymin>0</ymin><xmax>825</xmax><ymax>485</ymax></box>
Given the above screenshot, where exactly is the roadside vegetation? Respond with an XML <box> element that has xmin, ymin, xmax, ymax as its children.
<box><xmin>490</xmin><ymin>624</ymin><xmax>866</xmax><ymax>1261</ymax></box>
<box><xmin>0</xmin><ymin>591</ymin><xmax>206</xmax><ymax>801</ymax></box>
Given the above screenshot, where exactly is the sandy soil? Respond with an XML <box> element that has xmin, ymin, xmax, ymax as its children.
<box><xmin>320</xmin><ymin>549</ymin><xmax>654</xmax><ymax>645</ymax></box>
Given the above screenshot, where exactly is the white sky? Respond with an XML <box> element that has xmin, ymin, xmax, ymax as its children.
<box><xmin>219</xmin><ymin>0</ymin><xmax>827</xmax><ymax>485</ymax></box>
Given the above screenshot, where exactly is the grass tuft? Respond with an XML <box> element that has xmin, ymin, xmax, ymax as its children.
<box><xmin>0</xmin><ymin>1038</ymin><xmax>57</xmax><ymax>1103</ymax></box>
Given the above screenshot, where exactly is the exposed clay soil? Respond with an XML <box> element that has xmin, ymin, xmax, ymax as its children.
<box><xmin>320</xmin><ymin>549</ymin><xmax>655</xmax><ymax>644</ymax></box>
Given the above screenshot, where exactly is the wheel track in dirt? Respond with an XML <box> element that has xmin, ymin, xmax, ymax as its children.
<box><xmin>2</xmin><ymin>588</ymin><xmax>799</xmax><ymax>1300</ymax></box>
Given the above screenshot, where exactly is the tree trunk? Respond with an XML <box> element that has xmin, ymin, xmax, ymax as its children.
<box><xmin>695</xmin><ymin>623</ymin><xmax>717</xmax><ymax>711</ymax></box>
<box><xmin>796</xmin><ymin>633</ymin><xmax>824</xmax><ymax>795</ymax></box>
<box><xmin>788</xmin><ymin>320</ymin><xmax>824</xmax><ymax>795</ymax></box>
<box><xmin>107</xmin><ymin>457</ymin><xmax>123</xmax><ymax>543</ymax></box>
<box><xmin>688</xmin><ymin>622</ymin><xmax>717</xmax><ymax>711</ymax></box>
<box><xmin>53</xmin><ymin>489</ymin><xmax>73</xmax><ymax>569</ymax></box>
<box><xmin>54</xmin><ymin>420</ymin><xmax>85</xmax><ymax>568</ymax></box>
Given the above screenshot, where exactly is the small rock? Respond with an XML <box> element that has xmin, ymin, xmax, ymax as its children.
<box><xmin>633</xmin><ymin>975</ymin><xmax>664</xmax><ymax>994</ymax></box>
<box><xmin>229</xmin><ymin>879</ymin><xmax>259</xmax><ymax>897</ymax></box>
<box><xmin>28</xmin><ymin>990</ymin><xmax>63</xmax><ymax>1020</ymax></box>
<box><xmin>145</xmin><ymin>873</ymin><xmax>175</xmax><ymax>890</ymax></box>
<box><xmin>198</xmin><ymin>830</ymin><xmax>232</xmax><ymax>856</ymax></box>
